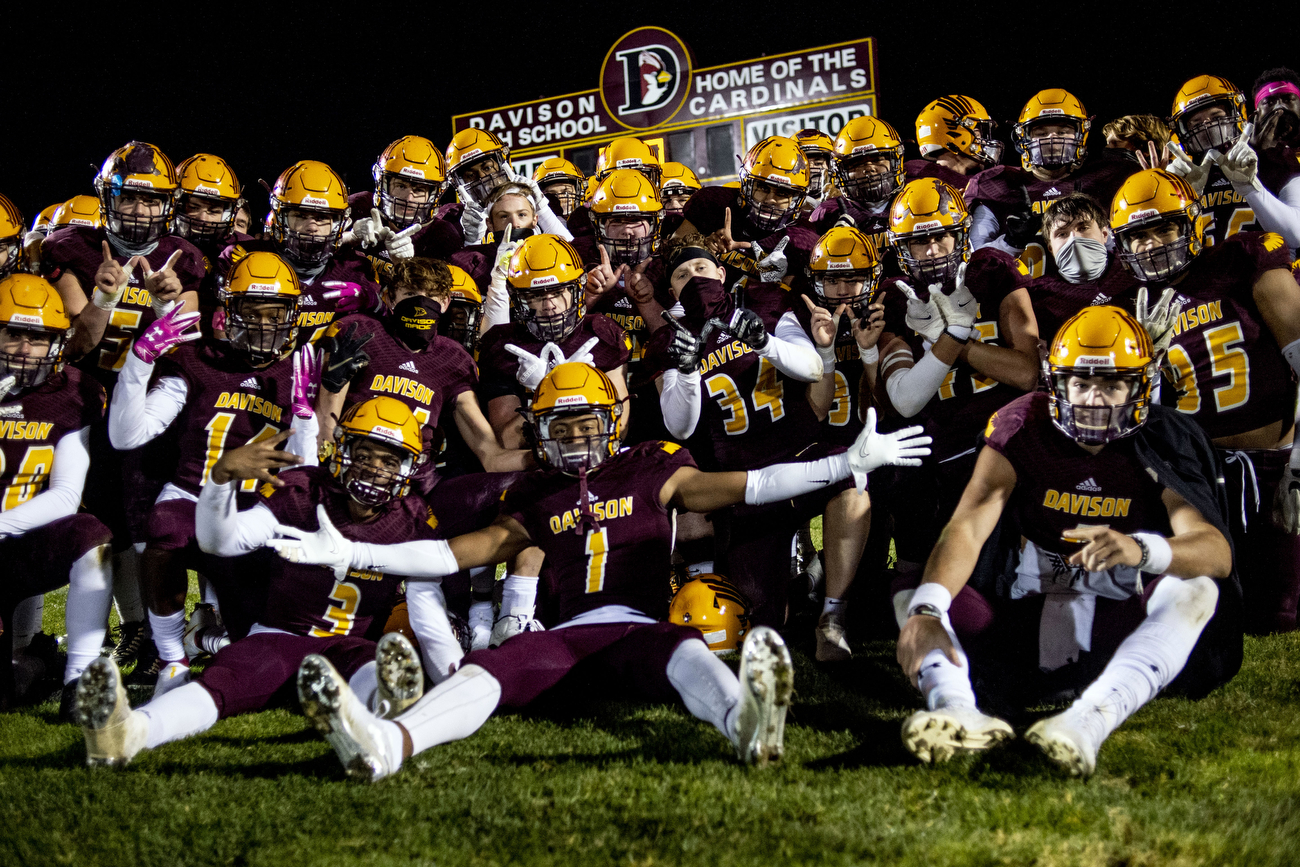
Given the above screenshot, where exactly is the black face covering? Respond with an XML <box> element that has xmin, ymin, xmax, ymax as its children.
<box><xmin>390</xmin><ymin>295</ymin><xmax>442</xmax><ymax>350</ymax></box>
<box><xmin>497</xmin><ymin>226</ymin><xmax>534</xmax><ymax>250</ymax></box>
<box><xmin>678</xmin><ymin>276</ymin><xmax>733</xmax><ymax>329</ymax></box>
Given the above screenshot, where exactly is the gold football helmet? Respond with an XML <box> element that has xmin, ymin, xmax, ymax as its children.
<box><xmin>807</xmin><ymin>226</ymin><xmax>883</xmax><ymax>316</ymax></box>
<box><xmin>329</xmin><ymin>396</ymin><xmax>426</xmax><ymax>506</ymax></box>
<box><xmin>886</xmin><ymin>179</ymin><xmax>972</xmax><ymax>284</ymax></box>
<box><xmin>373</xmin><ymin>136</ymin><xmax>447</xmax><ymax>228</ymax></box>
<box><xmin>739</xmin><ymin>136</ymin><xmax>809</xmax><ymax>232</ymax></box>
<box><xmin>524</xmin><ymin>362</ymin><xmax>623</xmax><ymax>475</ymax></box>
<box><xmin>532</xmin><ymin>158</ymin><xmax>585</xmax><ymax>217</ymax></box>
<box><xmin>506</xmin><ymin>235</ymin><xmax>587</xmax><ymax>341</ymax></box>
<box><xmin>0</xmin><ymin>273</ymin><xmax>72</xmax><ymax>390</ymax></box>
<box><xmin>1109</xmin><ymin>169</ymin><xmax>1204</xmax><ymax>282</ymax></box>
<box><xmin>446</xmin><ymin>129</ymin><xmax>511</xmax><ymax>207</ymax></box>
<box><xmin>94</xmin><ymin>141</ymin><xmax>178</xmax><ymax>246</ymax></box>
<box><xmin>1170</xmin><ymin>75</ymin><xmax>1248</xmax><ymax>158</ymax></box>
<box><xmin>660</xmin><ymin>162</ymin><xmax>702</xmax><ymax>215</ymax></box>
<box><xmin>832</xmin><ymin>116</ymin><xmax>905</xmax><ymax>204</ymax></box>
<box><xmin>0</xmin><ymin>194</ymin><xmax>25</xmax><ymax>278</ymax></box>
<box><xmin>50</xmin><ymin>195</ymin><xmax>103</xmax><ymax>231</ymax></box>
<box><xmin>1046</xmin><ymin>306</ymin><xmax>1156</xmax><ymax>445</ymax></box>
<box><xmin>439</xmin><ymin>264</ymin><xmax>484</xmax><ymax>355</ymax></box>
<box><xmin>793</xmin><ymin>128</ymin><xmax>836</xmax><ymax>198</ymax></box>
<box><xmin>588</xmin><ymin>169</ymin><xmax>664</xmax><ymax>267</ymax></box>
<box><xmin>595</xmin><ymin>137</ymin><xmax>663</xmax><ymax>188</ymax></box>
<box><xmin>1013</xmin><ymin>89</ymin><xmax>1091</xmax><ymax>171</ymax></box>
<box><xmin>668</xmin><ymin>575</ymin><xmax>751</xmax><ymax>653</ymax></box>
<box><xmin>269</xmin><ymin>160</ymin><xmax>350</xmax><ymax>269</ymax></box>
<box><xmin>915</xmin><ymin>96</ymin><xmax>1002</xmax><ymax>166</ymax></box>
<box><xmin>174</xmin><ymin>153</ymin><xmax>243</xmax><ymax>244</ymax></box>
<box><xmin>222</xmin><ymin>250</ymin><xmax>301</xmax><ymax>362</ymax></box>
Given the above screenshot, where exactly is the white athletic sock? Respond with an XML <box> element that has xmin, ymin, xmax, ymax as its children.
<box><xmin>64</xmin><ymin>545</ymin><xmax>114</xmax><ymax>683</ymax></box>
<box><xmin>398</xmin><ymin>664</ymin><xmax>501</xmax><ymax>756</ymax></box>
<box><xmin>11</xmin><ymin>595</ymin><xmax>44</xmax><ymax>651</ymax></box>
<box><xmin>665</xmin><ymin>638</ymin><xmax>741</xmax><ymax>741</ymax></box>
<box><xmin>350</xmin><ymin>661</ymin><xmax>379</xmax><ymax>713</ymax></box>
<box><xmin>111</xmin><ymin>547</ymin><xmax>145</xmax><ymax>624</ymax></box>
<box><xmin>822</xmin><ymin>596</ymin><xmax>847</xmax><ymax>617</ymax></box>
<box><xmin>149</xmin><ymin>609</ymin><xmax>187</xmax><ymax>663</ymax></box>
<box><xmin>139</xmin><ymin>682</ymin><xmax>219</xmax><ymax>748</ymax></box>
<box><xmin>499</xmin><ymin>574</ymin><xmax>538</xmax><ymax>616</ymax></box>
<box><xmin>1072</xmin><ymin>576</ymin><xmax>1218</xmax><ymax>742</ymax></box>
<box><xmin>911</xmin><ymin>611</ymin><xmax>976</xmax><ymax>711</ymax></box>
<box><xmin>468</xmin><ymin>600</ymin><xmax>493</xmax><ymax>647</ymax></box>
<box><xmin>405</xmin><ymin>579</ymin><xmax>464</xmax><ymax>685</ymax></box>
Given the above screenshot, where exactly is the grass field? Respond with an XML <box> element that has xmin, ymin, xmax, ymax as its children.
<box><xmin>4</xmin><ymin>582</ymin><xmax>1300</xmax><ymax>867</ymax></box>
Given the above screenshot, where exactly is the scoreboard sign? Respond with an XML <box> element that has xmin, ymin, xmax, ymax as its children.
<box><xmin>453</xmin><ymin>28</ymin><xmax>878</xmax><ymax>182</ymax></box>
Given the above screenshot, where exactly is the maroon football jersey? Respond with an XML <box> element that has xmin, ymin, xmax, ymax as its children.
<box><xmin>904</xmin><ymin>159</ymin><xmax>977</xmax><ymax>195</ymax></box>
<box><xmin>820</xmin><ymin>325</ymin><xmax>871</xmax><ymax>447</ymax></box>
<box><xmin>257</xmin><ymin>466</ymin><xmax>441</xmax><ymax>637</ymax></box>
<box><xmin>984</xmin><ymin>392</ymin><xmax>1170</xmax><ymax>556</ymax></box>
<box><xmin>807</xmin><ymin>196</ymin><xmax>890</xmax><ymax>248</ymax></box>
<box><xmin>1197</xmin><ymin>167</ymin><xmax>1262</xmax><ymax>248</ymax></box>
<box><xmin>477</xmin><ymin>314</ymin><xmax>631</xmax><ymax>402</ymax></box>
<box><xmin>0</xmin><ymin>367</ymin><xmax>104</xmax><ymax>514</ymax></box>
<box><xmin>965</xmin><ymin>161</ymin><xmax>1137</xmax><ymax>278</ymax></box>
<box><xmin>155</xmin><ymin>338</ymin><xmax>295</xmax><ymax>496</ymax></box>
<box><xmin>41</xmin><ymin>226</ymin><xmax>206</xmax><ymax>389</ymax></box>
<box><xmin>216</xmin><ymin>239</ymin><xmax>380</xmax><ymax>346</ymax></box>
<box><xmin>324</xmin><ymin>312</ymin><xmax>478</xmax><ymax>451</ymax></box>
<box><xmin>1028</xmin><ymin>257</ymin><xmax>1142</xmax><ymax>345</ymax></box>
<box><xmin>1160</xmin><ymin>232</ymin><xmax>1296</xmax><ymax>439</ymax></box>
<box><xmin>880</xmin><ymin>247</ymin><xmax>1032</xmax><ymax>461</ymax></box>
<box><xmin>502</xmin><ymin>440</ymin><xmax>696</xmax><ymax>622</ymax></box>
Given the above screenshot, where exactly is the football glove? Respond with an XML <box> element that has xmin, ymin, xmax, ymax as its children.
<box><xmin>1001</xmin><ymin>187</ymin><xmax>1041</xmax><ymax>250</ymax></box>
<box><xmin>896</xmin><ymin>280</ymin><xmax>947</xmax><ymax>345</ymax></box>
<box><xmin>724</xmin><ymin>307</ymin><xmax>770</xmax><ymax>351</ymax></box>
<box><xmin>268</xmin><ymin>505</ymin><xmax>353</xmax><ymax>580</ymax></box>
<box><xmin>131</xmin><ymin>305</ymin><xmax>201</xmax><ymax>364</ymax></box>
<box><xmin>291</xmin><ymin>344</ymin><xmax>322</xmax><ymax>419</ymax></box>
<box><xmin>662</xmin><ymin>311</ymin><xmax>715</xmax><ymax>374</ymax></box>
<box><xmin>846</xmin><ymin>408</ymin><xmax>931</xmax><ymax>492</ymax></box>
<box><xmin>1134</xmin><ymin>286</ymin><xmax>1185</xmax><ymax>359</ymax></box>
<box><xmin>931</xmin><ymin>262</ymin><xmax>977</xmax><ymax>332</ymax></box>
<box><xmin>320</xmin><ymin>322</ymin><xmax>373</xmax><ymax>393</ymax></box>
<box><xmin>751</xmin><ymin>237</ymin><xmax>790</xmax><ymax>284</ymax></box>
<box><xmin>1165</xmin><ymin>141</ymin><xmax>1215</xmax><ymax>197</ymax></box>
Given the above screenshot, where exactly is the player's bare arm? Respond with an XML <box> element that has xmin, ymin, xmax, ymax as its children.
<box><xmin>959</xmin><ymin>287</ymin><xmax>1041</xmax><ymax>392</ymax></box>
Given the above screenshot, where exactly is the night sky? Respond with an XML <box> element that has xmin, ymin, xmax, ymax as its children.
<box><xmin>5</xmin><ymin>3</ymin><xmax>1291</xmax><ymax>223</ymax></box>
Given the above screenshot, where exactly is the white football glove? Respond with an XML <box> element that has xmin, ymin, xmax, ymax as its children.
<box><xmin>505</xmin><ymin>342</ymin><xmax>567</xmax><ymax>391</ymax></box>
<box><xmin>565</xmin><ymin>336</ymin><xmax>600</xmax><ymax>367</ymax></box>
<box><xmin>1134</xmin><ymin>286</ymin><xmax>1184</xmax><ymax>358</ymax></box>
<box><xmin>459</xmin><ymin>188</ymin><xmax>488</xmax><ymax>245</ymax></box>
<box><xmin>1165</xmin><ymin>141</ymin><xmax>1215</xmax><ymax>198</ymax></box>
<box><xmin>750</xmin><ymin>237</ymin><xmax>790</xmax><ymax>283</ymax></box>
<box><xmin>508</xmin><ymin>167</ymin><xmax>549</xmax><ymax>213</ymax></box>
<box><xmin>846</xmin><ymin>408</ymin><xmax>932</xmax><ymax>492</ymax></box>
<box><xmin>267</xmin><ymin>505</ymin><xmax>354</xmax><ymax>580</ymax></box>
<box><xmin>350</xmin><ymin>208</ymin><xmax>384</xmax><ymax>249</ymax></box>
<box><xmin>0</xmin><ymin>373</ymin><xmax>15</xmax><ymax>402</ymax></box>
<box><xmin>1274</xmin><ymin>460</ymin><xmax>1300</xmax><ymax>535</ymax></box>
<box><xmin>384</xmin><ymin>222</ymin><xmax>420</xmax><ymax>260</ymax></box>
<box><xmin>931</xmin><ymin>262</ymin><xmax>977</xmax><ymax>332</ymax></box>
<box><xmin>1214</xmin><ymin>124</ymin><xmax>1263</xmax><ymax>195</ymax></box>
<box><xmin>896</xmin><ymin>280</ymin><xmax>947</xmax><ymax>344</ymax></box>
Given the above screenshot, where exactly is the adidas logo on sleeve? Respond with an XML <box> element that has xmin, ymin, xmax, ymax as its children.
<box><xmin>1075</xmin><ymin>477</ymin><xmax>1102</xmax><ymax>492</ymax></box>
<box><xmin>399</xmin><ymin>361</ymin><xmax>419</xmax><ymax>373</ymax></box>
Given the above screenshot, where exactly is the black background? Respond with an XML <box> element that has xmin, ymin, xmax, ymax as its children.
<box><xmin>4</xmin><ymin>2</ymin><xmax>1291</xmax><ymax>224</ymax></box>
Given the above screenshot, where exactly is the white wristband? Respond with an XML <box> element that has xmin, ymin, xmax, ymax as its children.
<box><xmin>1131</xmin><ymin>532</ymin><xmax>1173</xmax><ymax>575</ymax></box>
<box><xmin>816</xmin><ymin>342</ymin><xmax>838</xmax><ymax>366</ymax></box>
<box><xmin>945</xmin><ymin>324</ymin><xmax>973</xmax><ymax>342</ymax></box>
<box><xmin>91</xmin><ymin>287</ymin><xmax>122</xmax><ymax>311</ymax></box>
<box><xmin>907</xmin><ymin>581</ymin><xmax>953</xmax><ymax>617</ymax></box>
<box><xmin>860</xmin><ymin>346</ymin><xmax>879</xmax><ymax>366</ymax></box>
<box><xmin>1282</xmin><ymin>337</ymin><xmax>1300</xmax><ymax>379</ymax></box>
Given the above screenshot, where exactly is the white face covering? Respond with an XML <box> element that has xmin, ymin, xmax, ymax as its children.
<box><xmin>1053</xmin><ymin>235</ymin><xmax>1110</xmax><ymax>284</ymax></box>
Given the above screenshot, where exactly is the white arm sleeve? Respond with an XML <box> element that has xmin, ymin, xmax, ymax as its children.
<box><xmin>108</xmin><ymin>351</ymin><xmax>187</xmax><ymax>450</ymax></box>
<box><xmin>884</xmin><ymin>348</ymin><xmax>951</xmax><ymax>418</ymax></box>
<box><xmin>350</xmin><ymin>538</ymin><xmax>460</xmax><ymax>579</ymax></box>
<box><xmin>481</xmin><ymin>278</ymin><xmax>511</xmax><ymax>332</ymax></box>
<box><xmin>757</xmin><ymin>311</ymin><xmax>824</xmax><ymax>382</ymax></box>
<box><xmin>195</xmin><ymin>479</ymin><xmax>280</xmax><ymax>556</ymax></box>
<box><xmin>0</xmin><ymin>426</ymin><xmax>91</xmax><ymax>537</ymax></box>
<box><xmin>970</xmin><ymin>204</ymin><xmax>1004</xmax><ymax>251</ymax></box>
<box><xmin>744</xmin><ymin>452</ymin><xmax>851</xmax><ymax>505</ymax></box>
<box><xmin>286</xmin><ymin>413</ymin><xmax>320</xmax><ymax>469</ymax></box>
<box><xmin>658</xmin><ymin>369</ymin><xmax>701</xmax><ymax>439</ymax></box>
<box><xmin>405</xmin><ymin>579</ymin><xmax>464</xmax><ymax>685</ymax></box>
<box><xmin>535</xmin><ymin>206</ymin><xmax>575</xmax><ymax>241</ymax></box>
<box><xmin>1246</xmin><ymin>175</ymin><xmax>1300</xmax><ymax>250</ymax></box>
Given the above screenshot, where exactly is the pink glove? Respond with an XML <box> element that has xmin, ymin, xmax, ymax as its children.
<box><xmin>321</xmin><ymin>281</ymin><xmax>380</xmax><ymax>314</ymax></box>
<box><xmin>132</xmin><ymin>306</ymin><xmax>201</xmax><ymax>364</ymax></box>
<box><xmin>211</xmin><ymin>306</ymin><xmax>226</xmax><ymax>335</ymax></box>
<box><xmin>292</xmin><ymin>344</ymin><xmax>322</xmax><ymax>419</ymax></box>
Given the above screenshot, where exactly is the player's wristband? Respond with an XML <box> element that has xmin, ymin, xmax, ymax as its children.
<box><xmin>816</xmin><ymin>342</ymin><xmax>838</xmax><ymax>366</ymax></box>
<box><xmin>944</xmin><ymin>324</ymin><xmax>972</xmax><ymax>343</ymax></box>
<box><xmin>860</xmin><ymin>346</ymin><xmax>879</xmax><ymax>366</ymax></box>
<box><xmin>907</xmin><ymin>582</ymin><xmax>952</xmax><ymax>618</ymax></box>
<box><xmin>1131</xmin><ymin>532</ymin><xmax>1172</xmax><ymax>574</ymax></box>
<box><xmin>91</xmin><ymin>287</ymin><xmax>122</xmax><ymax>311</ymax></box>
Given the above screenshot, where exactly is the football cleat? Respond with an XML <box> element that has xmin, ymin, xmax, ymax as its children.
<box><xmin>814</xmin><ymin>611</ymin><xmax>852</xmax><ymax>663</ymax></box>
<box><xmin>901</xmin><ymin>705</ymin><xmax>1013</xmax><ymax>764</ymax></box>
<box><xmin>488</xmin><ymin>613</ymin><xmax>545</xmax><ymax>648</ymax></box>
<box><xmin>76</xmin><ymin>657</ymin><xmax>148</xmax><ymax>767</ymax></box>
<box><xmin>732</xmin><ymin>625</ymin><xmax>794</xmax><ymax>767</ymax></box>
<box><xmin>375</xmin><ymin>633</ymin><xmax>424</xmax><ymax>720</ymax></box>
<box><xmin>1025</xmin><ymin>705</ymin><xmax>1106</xmax><ymax>778</ymax></box>
<box><xmin>182</xmin><ymin>604</ymin><xmax>231</xmax><ymax>661</ymax></box>
<box><xmin>111</xmin><ymin>620</ymin><xmax>151</xmax><ymax>668</ymax></box>
<box><xmin>153</xmin><ymin>660</ymin><xmax>192</xmax><ymax>698</ymax></box>
<box><xmin>298</xmin><ymin>654</ymin><xmax>399</xmax><ymax>782</ymax></box>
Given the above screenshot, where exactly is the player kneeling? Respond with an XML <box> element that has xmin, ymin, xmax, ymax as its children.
<box><xmin>287</xmin><ymin>362</ymin><xmax>929</xmax><ymax>780</ymax></box>
<box><xmin>76</xmin><ymin>397</ymin><xmax>463</xmax><ymax>766</ymax></box>
<box><xmin>895</xmin><ymin>307</ymin><xmax>1240</xmax><ymax>777</ymax></box>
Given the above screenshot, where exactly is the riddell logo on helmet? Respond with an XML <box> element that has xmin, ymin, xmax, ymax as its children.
<box><xmin>195</xmin><ymin>185</ymin><xmax>222</xmax><ymax>195</ymax></box>
<box><xmin>1039</xmin><ymin>108</ymin><xmax>1065</xmax><ymax>116</ymax></box>
<box><xmin>8</xmin><ymin>313</ymin><xmax>43</xmax><ymax>327</ymax></box>
<box><xmin>1128</xmin><ymin>209</ymin><xmax>1160</xmax><ymax>223</ymax></box>
<box><xmin>913</xmin><ymin>219</ymin><xmax>943</xmax><ymax>231</ymax></box>
<box><xmin>615</xmin><ymin>158</ymin><xmax>644</xmax><ymax>167</ymax></box>
<box><xmin>399</xmin><ymin>166</ymin><xmax>426</xmax><ymax>178</ymax></box>
<box><xmin>1076</xmin><ymin>355</ymin><xmax>1115</xmax><ymax>366</ymax></box>
<box><xmin>826</xmin><ymin>261</ymin><xmax>852</xmax><ymax>270</ymax></box>
<box><xmin>612</xmin><ymin>203</ymin><xmax>639</xmax><ymax>212</ymax></box>
<box><xmin>851</xmin><ymin>145</ymin><xmax>879</xmax><ymax>155</ymax></box>
<box><xmin>370</xmin><ymin>425</ymin><xmax>403</xmax><ymax>441</ymax></box>
<box><xmin>124</xmin><ymin>178</ymin><xmax>155</xmax><ymax>188</ymax></box>
<box><xmin>246</xmin><ymin>282</ymin><xmax>279</xmax><ymax>293</ymax></box>
<box><xmin>530</xmin><ymin>275</ymin><xmax>560</xmax><ymax>287</ymax></box>
<box><xmin>301</xmin><ymin>196</ymin><xmax>330</xmax><ymax>207</ymax></box>
<box><xmin>768</xmin><ymin>174</ymin><xmax>792</xmax><ymax>184</ymax></box>
<box><xmin>462</xmin><ymin>148</ymin><xmax>484</xmax><ymax>160</ymax></box>
<box><xmin>553</xmin><ymin>395</ymin><xmax>588</xmax><ymax>406</ymax></box>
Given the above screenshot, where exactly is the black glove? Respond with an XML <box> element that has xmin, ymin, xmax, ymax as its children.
<box><xmin>722</xmin><ymin>307</ymin><xmax>770</xmax><ymax>351</ymax></box>
<box><xmin>661</xmin><ymin>311</ymin><xmax>714</xmax><ymax>374</ymax></box>
<box><xmin>1001</xmin><ymin>186</ymin><xmax>1041</xmax><ymax>250</ymax></box>
<box><xmin>320</xmin><ymin>322</ymin><xmax>373</xmax><ymax>393</ymax></box>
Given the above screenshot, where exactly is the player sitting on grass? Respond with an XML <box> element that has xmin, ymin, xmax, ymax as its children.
<box><xmin>284</xmin><ymin>361</ymin><xmax>930</xmax><ymax>781</ymax></box>
<box><xmin>894</xmin><ymin>307</ymin><xmax>1242</xmax><ymax>777</ymax></box>
<box><xmin>75</xmin><ymin>397</ymin><xmax>463</xmax><ymax>766</ymax></box>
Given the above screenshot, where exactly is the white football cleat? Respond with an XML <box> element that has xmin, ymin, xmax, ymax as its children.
<box><xmin>76</xmin><ymin>657</ymin><xmax>148</xmax><ymax>767</ymax></box>
<box><xmin>153</xmin><ymin>660</ymin><xmax>192</xmax><ymax>698</ymax></box>
<box><xmin>375</xmin><ymin>633</ymin><xmax>424</xmax><ymax>720</ymax></box>
<box><xmin>901</xmin><ymin>705</ymin><xmax>1013</xmax><ymax>764</ymax></box>
<box><xmin>298</xmin><ymin>654</ymin><xmax>399</xmax><ymax>782</ymax></box>
<box><xmin>489</xmin><ymin>612</ymin><xmax>545</xmax><ymax>648</ymax></box>
<box><xmin>1025</xmin><ymin>705</ymin><xmax>1106</xmax><ymax>778</ymax></box>
<box><xmin>732</xmin><ymin>625</ymin><xmax>794</xmax><ymax>767</ymax></box>
<box><xmin>814</xmin><ymin>611</ymin><xmax>851</xmax><ymax>662</ymax></box>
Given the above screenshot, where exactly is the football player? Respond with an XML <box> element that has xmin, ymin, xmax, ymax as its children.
<box><xmin>793</xmin><ymin>128</ymin><xmax>836</xmax><ymax>204</ymax></box>
<box><xmin>446</xmin><ymin>130</ymin><xmax>572</xmax><ymax>249</ymax></box>
<box><xmin>1102</xmin><ymin>115</ymin><xmax>1171</xmax><ymax>154</ymax></box>
<box><xmin>218</xmin><ymin>161</ymin><xmax>380</xmax><ymax>347</ymax></box>
<box><xmin>0</xmin><ymin>195</ymin><xmax>27</xmax><ymax>279</ymax></box>
<box><xmin>172</xmin><ymin>154</ymin><xmax>246</xmax><ymax>255</ymax></box>
<box><xmin>0</xmin><ymin>275</ymin><xmax>114</xmax><ymax>715</ymax></box>
<box><xmin>532</xmin><ymin>158</ymin><xmax>586</xmax><ymax>218</ymax></box>
<box><xmin>285</xmin><ymin>361</ymin><xmax>929</xmax><ymax>780</ymax></box>
<box><xmin>807</xmin><ymin>117</ymin><xmax>906</xmax><ymax>247</ymax></box>
<box><xmin>108</xmin><ymin>251</ymin><xmax>321</xmax><ymax>692</ymax></box>
<box><xmin>1110</xmin><ymin>169</ymin><xmax>1300</xmax><ymax>633</ymax></box>
<box><xmin>21</xmin><ymin>202</ymin><xmax>63</xmax><ymax>273</ymax></box>
<box><xmin>659</xmin><ymin>162</ymin><xmax>702</xmax><ymax>217</ymax></box>
<box><xmin>347</xmin><ymin>136</ymin><xmax>459</xmax><ymax>266</ymax></box>
<box><xmin>895</xmin><ymin>307</ymin><xmax>1240</xmax><ymax>777</ymax></box>
<box><xmin>1250</xmin><ymin>67</ymin><xmax>1300</xmax><ymax>150</ymax></box>
<box><xmin>967</xmin><ymin>90</ymin><xmax>1136</xmax><ymax>277</ymax></box>
<box><xmin>908</xmin><ymin>96</ymin><xmax>1003</xmax><ymax>193</ymax></box>
<box><xmin>76</xmin><ymin>397</ymin><xmax>464</xmax><ymax>767</ymax></box>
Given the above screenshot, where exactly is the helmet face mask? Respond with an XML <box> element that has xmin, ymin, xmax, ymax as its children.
<box><xmin>888</xmin><ymin>178</ymin><xmax>973</xmax><ymax>286</ymax></box>
<box><xmin>1050</xmin><ymin>373</ymin><xmax>1150</xmax><ymax>445</ymax></box>
<box><xmin>534</xmin><ymin>409</ymin><xmax>618</xmax><ymax>475</ymax></box>
<box><xmin>456</xmin><ymin>155</ymin><xmax>510</xmax><ymax>208</ymax></box>
<box><xmin>808</xmin><ymin>225</ymin><xmax>883</xmax><ymax>317</ymax></box>
<box><xmin>1018</xmin><ymin>119</ymin><xmax>1086</xmax><ymax>169</ymax></box>
<box><xmin>596</xmin><ymin>216</ymin><xmax>659</xmax><ymax>266</ymax></box>
<box><xmin>225</xmin><ymin>296</ymin><xmax>298</xmax><ymax>363</ymax></box>
<box><xmin>274</xmin><ymin>206</ymin><xmax>345</xmax><ymax>268</ymax></box>
<box><xmin>101</xmin><ymin>188</ymin><xmax>173</xmax><ymax>247</ymax></box>
<box><xmin>1046</xmin><ymin>306</ymin><xmax>1155</xmax><ymax>445</ymax></box>
<box><xmin>378</xmin><ymin>175</ymin><xmax>441</xmax><ymax>228</ymax></box>
<box><xmin>174</xmin><ymin>193</ymin><xmax>237</xmax><ymax>244</ymax></box>
<box><xmin>837</xmin><ymin>152</ymin><xmax>903</xmax><ymax>203</ymax></box>
<box><xmin>514</xmin><ymin>282</ymin><xmax>584</xmax><ymax>342</ymax></box>
<box><xmin>372</xmin><ymin>136</ymin><xmax>447</xmax><ymax>228</ymax></box>
<box><xmin>327</xmin><ymin>397</ymin><xmax>425</xmax><ymax>506</ymax></box>
<box><xmin>814</xmin><ymin>272</ymin><xmax>879</xmax><ymax>318</ymax></box>
<box><xmin>896</xmin><ymin>229</ymin><xmax>969</xmax><ymax>285</ymax></box>
<box><xmin>739</xmin><ymin>137</ymin><xmax>809</xmax><ymax>232</ymax></box>
<box><xmin>1171</xmin><ymin>76</ymin><xmax>1248</xmax><ymax>159</ymax></box>
<box><xmin>1115</xmin><ymin>217</ymin><xmax>1195</xmax><ymax>283</ymax></box>
<box><xmin>439</xmin><ymin>298</ymin><xmax>482</xmax><ymax>354</ymax></box>
<box><xmin>1178</xmin><ymin>104</ymin><xmax>1242</xmax><ymax>157</ymax></box>
<box><xmin>0</xmin><ymin>325</ymin><xmax>66</xmax><ymax>391</ymax></box>
<box><xmin>741</xmin><ymin>177</ymin><xmax>804</xmax><ymax>233</ymax></box>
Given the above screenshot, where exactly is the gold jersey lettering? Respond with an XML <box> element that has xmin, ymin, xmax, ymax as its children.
<box><xmin>1042</xmin><ymin>489</ymin><xmax>1131</xmax><ymax>517</ymax></box>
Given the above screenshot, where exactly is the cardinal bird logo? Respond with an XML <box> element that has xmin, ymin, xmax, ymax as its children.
<box><xmin>614</xmin><ymin>43</ymin><xmax>682</xmax><ymax>116</ymax></box>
